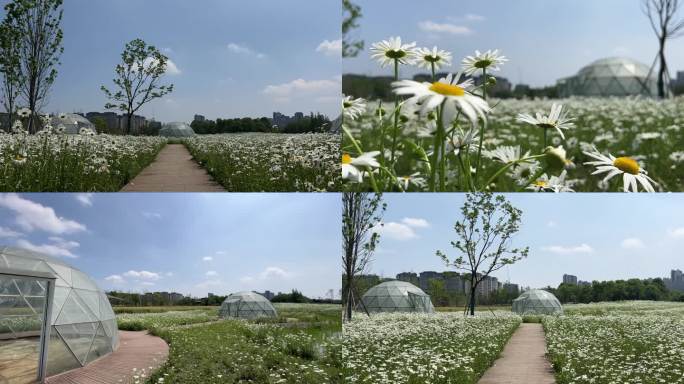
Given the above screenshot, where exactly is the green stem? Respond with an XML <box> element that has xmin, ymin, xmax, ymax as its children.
<box><xmin>438</xmin><ymin>105</ymin><xmax>446</xmax><ymax>191</ymax></box>
<box><xmin>343</xmin><ymin>125</ymin><xmax>380</xmax><ymax>193</ymax></box>
<box><xmin>543</xmin><ymin>127</ymin><xmax>548</xmax><ymax>150</ymax></box>
<box><xmin>482</xmin><ymin>155</ymin><xmax>546</xmax><ymax>190</ymax></box>
<box><xmin>474</xmin><ymin>68</ymin><xmax>488</xmax><ymax>188</ymax></box>
<box><xmin>390</xmin><ymin>59</ymin><xmax>400</xmax><ymax>165</ymax></box>
<box><xmin>518</xmin><ymin>167</ymin><xmax>548</xmax><ymax>192</ymax></box>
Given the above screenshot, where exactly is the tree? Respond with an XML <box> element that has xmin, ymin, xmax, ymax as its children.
<box><xmin>437</xmin><ymin>193</ymin><xmax>529</xmax><ymax>316</ymax></box>
<box><xmin>342</xmin><ymin>192</ymin><xmax>385</xmax><ymax>321</ymax></box>
<box><xmin>101</xmin><ymin>39</ymin><xmax>174</xmax><ymax>135</ymax></box>
<box><xmin>643</xmin><ymin>0</ymin><xmax>684</xmax><ymax>98</ymax></box>
<box><xmin>3</xmin><ymin>0</ymin><xmax>64</xmax><ymax>133</ymax></box>
<box><xmin>0</xmin><ymin>21</ymin><xmax>22</xmax><ymax>131</ymax></box>
<box><xmin>342</xmin><ymin>0</ymin><xmax>364</xmax><ymax>58</ymax></box>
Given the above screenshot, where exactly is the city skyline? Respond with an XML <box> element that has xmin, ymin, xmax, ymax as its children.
<box><xmin>0</xmin><ymin>193</ymin><xmax>340</xmax><ymax>297</ymax></box>
<box><xmin>344</xmin><ymin>0</ymin><xmax>684</xmax><ymax>88</ymax></box>
<box><xmin>0</xmin><ymin>0</ymin><xmax>341</xmax><ymax>122</ymax></box>
<box><xmin>368</xmin><ymin>194</ymin><xmax>684</xmax><ymax>289</ymax></box>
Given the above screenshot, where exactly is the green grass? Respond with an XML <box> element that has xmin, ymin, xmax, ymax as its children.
<box><xmin>115</xmin><ymin>303</ymin><xmax>341</xmax><ymax>383</ymax></box>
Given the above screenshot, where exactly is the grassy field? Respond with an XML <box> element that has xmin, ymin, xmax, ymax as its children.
<box><xmin>343</xmin><ymin>312</ymin><xmax>521</xmax><ymax>384</ymax></box>
<box><xmin>544</xmin><ymin>301</ymin><xmax>684</xmax><ymax>384</ymax></box>
<box><xmin>184</xmin><ymin>133</ymin><xmax>341</xmax><ymax>192</ymax></box>
<box><xmin>115</xmin><ymin>303</ymin><xmax>341</xmax><ymax>384</ymax></box>
<box><xmin>0</xmin><ymin>133</ymin><xmax>165</xmax><ymax>191</ymax></box>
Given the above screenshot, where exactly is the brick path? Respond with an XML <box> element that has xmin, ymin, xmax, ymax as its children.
<box><xmin>121</xmin><ymin>144</ymin><xmax>225</xmax><ymax>192</ymax></box>
<box><xmin>478</xmin><ymin>323</ymin><xmax>556</xmax><ymax>384</ymax></box>
<box><xmin>46</xmin><ymin>331</ymin><xmax>169</xmax><ymax>384</ymax></box>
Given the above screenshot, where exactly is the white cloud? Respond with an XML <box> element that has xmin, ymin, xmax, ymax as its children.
<box><xmin>105</xmin><ymin>275</ymin><xmax>125</xmax><ymax>284</ymax></box>
<box><xmin>140</xmin><ymin>282</ymin><xmax>155</xmax><ymax>287</ymax></box>
<box><xmin>465</xmin><ymin>13</ymin><xmax>486</xmax><ymax>21</ymax></box>
<box><xmin>316</xmin><ymin>39</ymin><xmax>342</xmax><ymax>56</ymax></box>
<box><xmin>165</xmin><ymin>272</ymin><xmax>174</xmax><ymax>277</ymax></box>
<box><xmin>142</xmin><ymin>57</ymin><xmax>181</xmax><ymax>75</ymax></box>
<box><xmin>547</xmin><ymin>221</ymin><xmax>557</xmax><ymax>228</ymax></box>
<box><xmin>418</xmin><ymin>20</ymin><xmax>473</xmax><ymax>35</ymax></box>
<box><xmin>668</xmin><ymin>227</ymin><xmax>684</xmax><ymax>238</ymax></box>
<box><xmin>263</xmin><ymin>78</ymin><xmax>340</xmax><ymax>101</ymax></box>
<box><xmin>259</xmin><ymin>267</ymin><xmax>290</xmax><ymax>279</ymax></box>
<box><xmin>239</xmin><ymin>276</ymin><xmax>254</xmax><ymax>283</ymax></box>
<box><xmin>205</xmin><ymin>270</ymin><xmax>218</xmax><ymax>277</ymax></box>
<box><xmin>16</xmin><ymin>238</ymin><xmax>79</xmax><ymax>258</ymax></box>
<box><xmin>541</xmin><ymin>244</ymin><xmax>594</xmax><ymax>254</ymax></box>
<box><xmin>401</xmin><ymin>217</ymin><xmax>430</xmax><ymax>228</ymax></box>
<box><xmin>621</xmin><ymin>237</ymin><xmax>645</xmax><ymax>249</ymax></box>
<box><xmin>0</xmin><ymin>194</ymin><xmax>86</xmax><ymax>234</ymax></box>
<box><xmin>75</xmin><ymin>193</ymin><xmax>94</xmax><ymax>207</ymax></box>
<box><xmin>0</xmin><ymin>226</ymin><xmax>23</xmax><ymax>238</ymax></box>
<box><xmin>123</xmin><ymin>270</ymin><xmax>161</xmax><ymax>281</ymax></box>
<box><xmin>202</xmin><ymin>256</ymin><xmax>213</xmax><ymax>261</ymax></box>
<box><xmin>373</xmin><ymin>222</ymin><xmax>418</xmax><ymax>241</ymax></box>
<box><xmin>196</xmin><ymin>279</ymin><xmax>223</xmax><ymax>289</ymax></box>
<box><xmin>142</xmin><ymin>212</ymin><xmax>162</xmax><ymax>220</ymax></box>
<box><xmin>227</xmin><ymin>43</ymin><xmax>266</xmax><ymax>59</ymax></box>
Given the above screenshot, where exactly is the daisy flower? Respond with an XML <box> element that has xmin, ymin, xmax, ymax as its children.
<box><xmin>447</xmin><ymin>127</ymin><xmax>479</xmax><ymax>155</ymax></box>
<box><xmin>17</xmin><ymin>107</ymin><xmax>31</xmax><ymax>118</ymax></box>
<box><xmin>370</xmin><ymin>36</ymin><xmax>417</xmax><ymax>68</ymax></box>
<box><xmin>517</xmin><ymin>103</ymin><xmax>575</xmax><ymax>140</ymax></box>
<box><xmin>392</xmin><ymin>73</ymin><xmax>490</xmax><ymax>125</ymax></box>
<box><xmin>509</xmin><ymin>160</ymin><xmax>541</xmax><ymax>186</ymax></box>
<box><xmin>397</xmin><ymin>173</ymin><xmax>427</xmax><ymax>191</ymax></box>
<box><xmin>343</xmin><ymin>95</ymin><xmax>367</xmax><ymax>121</ymax></box>
<box><xmin>583</xmin><ymin>147</ymin><xmax>656</xmax><ymax>192</ymax></box>
<box><xmin>462</xmin><ymin>49</ymin><xmax>508</xmax><ymax>75</ymax></box>
<box><xmin>483</xmin><ymin>146</ymin><xmax>530</xmax><ymax>165</ymax></box>
<box><xmin>341</xmin><ymin>152</ymin><xmax>380</xmax><ymax>183</ymax></box>
<box><xmin>415</xmin><ymin>46</ymin><xmax>452</xmax><ymax>71</ymax></box>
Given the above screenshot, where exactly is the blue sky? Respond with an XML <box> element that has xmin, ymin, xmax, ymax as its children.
<box><xmin>370</xmin><ymin>193</ymin><xmax>684</xmax><ymax>289</ymax></box>
<box><xmin>344</xmin><ymin>0</ymin><xmax>684</xmax><ymax>87</ymax></box>
<box><xmin>0</xmin><ymin>193</ymin><xmax>340</xmax><ymax>298</ymax></box>
<box><xmin>0</xmin><ymin>0</ymin><xmax>341</xmax><ymax>122</ymax></box>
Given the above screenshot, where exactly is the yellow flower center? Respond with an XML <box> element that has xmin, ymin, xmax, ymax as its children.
<box><xmin>534</xmin><ymin>180</ymin><xmax>548</xmax><ymax>188</ymax></box>
<box><xmin>341</xmin><ymin>153</ymin><xmax>353</xmax><ymax>164</ymax></box>
<box><xmin>613</xmin><ymin>157</ymin><xmax>640</xmax><ymax>175</ymax></box>
<box><xmin>429</xmin><ymin>82</ymin><xmax>465</xmax><ymax>97</ymax></box>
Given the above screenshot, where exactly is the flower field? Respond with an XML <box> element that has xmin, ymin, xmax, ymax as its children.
<box><xmin>114</xmin><ymin>304</ymin><xmax>341</xmax><ymax>384</ymax></box>
<box><xmin>0</xmin><ymin>132</ymin><xmax>166</xmax><ymax>191</ymax></box>
<box><xmin>342</xmin><ymin>36</ymin><xmax>684</xmax><ymax>192</ymax></box>
<box><xmin>184</xmin><ymin>133</ymin><xmax>341</xmax><ymax>192</ymax></box>
<box><xmin>544</xmin><ymin>301</ymin><xmax>684</xmax><ymax>384</ymax></box>
<box><xmin>342</xmin><ymin>312</ymin><xmax>521</xmax><ymax>384</ymax></box>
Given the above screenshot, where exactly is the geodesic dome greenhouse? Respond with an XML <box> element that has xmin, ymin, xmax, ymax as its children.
<box><xmin>0</xmin><ymin>247</ymin><xmax>118</xmax><ymax>377</ymax></box>
<box><xmin>557</xmin><ymin>57</ymin><xmax>658</xmax><ymax>97</ymax></box>
<box><xmin>159</xmin><ymin>122</ymin><xmax>195</xmax><ymax>137</ymax></box>
<box><xmin>51</xmin><ymin>113</ymin><xmax>97</xmax><ymax>134</ymax></box>
<box><xmin>359</xmin><ymin>280</ymin><xmax>435</xmax><ymax>314</ymax></box>
<box><xmin>512</xmin><ymin>289</ymin><xmax>563</xmax><ymax>315</ymax></box>
<box><xmin>218</xmin><ymin>291</ymin><xmax>277</xmax><ymax>319</ymax></box>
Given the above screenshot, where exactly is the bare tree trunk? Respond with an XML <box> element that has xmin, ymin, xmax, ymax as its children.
<box><xmin>469</xmin><ymin>284</ymin><xmax>476</xmax><ymax>316</ymax></box>
<box><xmin>658</xmin><ymin>36</ymin><xmax>667</xmax><ymax>98</ymax></box>
<box><xmin>127</xmin><ymin>112</ymin><xmax>133</xmax><ymax>135</ymax></box>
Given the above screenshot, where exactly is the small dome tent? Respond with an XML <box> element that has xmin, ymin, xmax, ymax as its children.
<box><xmin>512</xmin><ymin>289</ymin><xmax>563</xmax><ymax>315</ymax></box>
<box><xmin>0</xmin><ymin>246</ymin><xmax>118</xmax><ymax>377</ymax></box>
<box><xmin>218</xmin><ymin>291</ymin><xmax>277</xmax><ymax>319</ymax></box>
<box><xmin>360</xmin><ymin>280</ymin><xmax>434</xmax><ymax>314</ymax></box>
<box><xmin>159</xmin><ymin>122</ymin><xmax>195</xmax><ymax>137</ymax></box>
<box><xmin>51</xmin><ymin>113</ymin><xmax>97</xmax><ymax>134</ymax></box>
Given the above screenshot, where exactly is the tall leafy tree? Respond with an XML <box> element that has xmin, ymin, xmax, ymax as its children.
<box><xmin>437</xmin><ymin>193</ymin><xmax>529</xmax><ymax>316</ymax></box>
<box><xmin>643</xmin><ymin>0</ymin><xmax>684</xmax><ymax>98</ymax></box>
<box><xmin>342</xmin><ymin>0</ymin><xmax>364</xmax><ymax>58</ymax></box>
<box><xmin>342</xmin><ymin>192</ymin><xmax>384</xmax><ymax>321</ymax></box>
<box><xmin>0</xmin><ymin>21</ymin><xmax>22</xmax><ymax>130</ymax></box>
<box><xmin>3</xmin><ymin>0</ymin><xmax>64</xmax><ymax>133</ymax></box>
<box><xmin>101</xmin><ymin>39</ymin><xmax>174</xmax><ymax>135</ymax></box>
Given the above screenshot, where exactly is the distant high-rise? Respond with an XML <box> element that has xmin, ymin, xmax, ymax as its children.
<box><xmin>665</xmin><ymin>269</ymin><xmax>684</xmax><ymax>292</ymax></box>
<box><xmin>193</xmin><ymin>114</ymin><xmax>206</xmax><ymax>122</ymax></box>
<box><xmin>563</xmin><ymin>274</ymin><xmax>578</xmax><ymax>285</ymax></box>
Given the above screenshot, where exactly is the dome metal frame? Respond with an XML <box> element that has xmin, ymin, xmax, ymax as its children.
<box><xmin>159</xmin><ymin>122</ymin><xmax>195</xmax><ymax>138</ymax></box>
<box><xmin>360</xmin><ymin>280</ymin><xmax>435</xmax><ymax>314</ymax></box>
<box><xmin>0</xmin><ymin>247</ymin><xmax>118</xmax><ymax>380</ymax></box>
<box><xmin>218</xmin><ymin>291</ymin><xmax>278</xmax><ymax>320</ymax></box>
<box><xmin>512</xmin><ymin>289</ymin><xmax>563</xmax><ymax>315</ymax></box>
<box><xmin>557</xmin><ymin>57</ymin><xmax>658</xmax><ymax>97</ymax></box>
